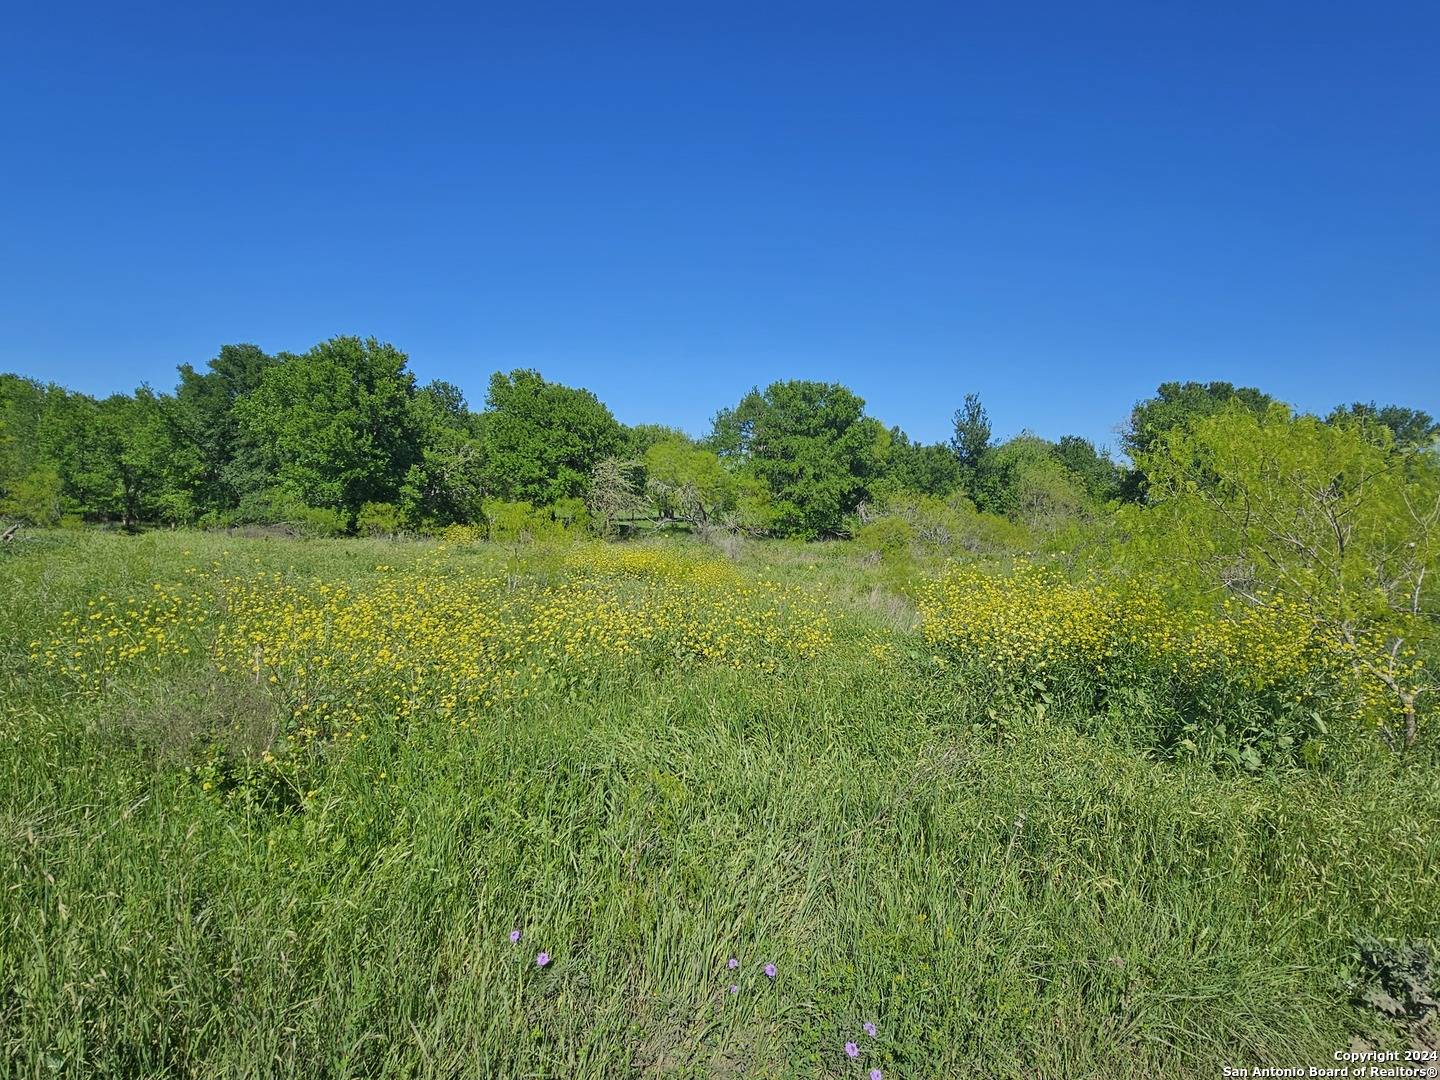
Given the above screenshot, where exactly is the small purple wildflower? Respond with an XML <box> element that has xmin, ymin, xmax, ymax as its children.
<box><xmin>727</xmin><ymin>957</ymin><xmax>739</xmax><ymax>970</ymax></box>
<box><xmin>869</xmin><ymin>1070</ymin><xmax>884</xmax><ymax>1080</ymax></box>
<box><xmin>844</xmin><ymin>1042</ymin><xmax>860</xmax><ymax>1059</ymax></box>
<box><xmin>508</xmin><ymin>929</ymin><xmax>521</xmax><ymax>944</ymax></box>
<box><xmin>535</xmin><ymin>951</ymin><xmax>551</xmax><ymax>968</ymax></box>
<box><xmin>763</xmin><ymin>963</ymin><xmax>776</xmax><ymax>979</ymax></box>
<box><xmin>728</xmin><ymin>984</ymin><xmax>740</xmax><ymax>995</ymax></box>
<box><xmin>863</xmin><ymin>1021</ymin><xmax>877</xmax><ymax>1038</ymax></box>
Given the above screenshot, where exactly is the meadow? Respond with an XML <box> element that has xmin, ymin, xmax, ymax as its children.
<box><xmin>2</xmin><ymin>528</ymin><xmax>1437</xmax><ymax>1079</ymax></box>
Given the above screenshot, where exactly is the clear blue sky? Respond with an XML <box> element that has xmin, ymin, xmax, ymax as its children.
<box><xmin>3</xmin><ymin>1</ymin><xmax>1437</xmax><ymax>452</ymax></box>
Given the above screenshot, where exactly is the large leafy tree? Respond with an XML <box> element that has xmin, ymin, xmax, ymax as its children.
<box><xmin>973</xmin><ymin>434</ymin><xmax>1089</xmax><ymax>525</ymax></box>
<box><xmin>1120</xmin><ymin>381</ymin><xmax>1277</xmax><ymax>502</ymax></box>
<box><xmin>1123</xmin><ymin>381</ymin><xmax>1275</xmax><ymax>461</ymax></box>
<box><xmin>100</xmin><ymin>388</ymin><xmax>205</xmax><ymax>525</ymax></box>
<box><xmin>232</xmin><ymin>337</ymin><xmax>421</xmax><ymax>516</ymax></box>
<box><xmin>477</xmin><ymin>370</ymin><xmax>625</xmax><ymax>505</ymax></box>
<box><xmin>175</xmin><ymin>343</ymin><xmax>276</xmax><ymax>511</ymax></box>
<box><xmin>0</xmin><ymin>377</ymin><xmax>139</xmax><ymax>522</ymax></box>
<box><xmin>711</xmin><ymin>380</ymin><xmax>886</xmax><ymax>538</ymax></box>
<box><xmin>1326</xmin><ymin>402</ymin><xmax>1439</xmax><ymax>450</ymax></box>
<box><xmin>398</xmin><ymin>380</ymin><xmax>487</xmax><ymax>527</ymax></box>
<box><xmin>881</xmin><ymin>428</ymin><xmax>965</xmax><ymax>498</ymax></box>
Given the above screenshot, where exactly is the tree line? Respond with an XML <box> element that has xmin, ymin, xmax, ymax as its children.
<box><xmin>1</xmin><ymin>334</ymin><xmax>1435</xmax><ymax>539</ymax></box>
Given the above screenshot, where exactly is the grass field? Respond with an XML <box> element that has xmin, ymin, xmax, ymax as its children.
<box><xmin>2</xmin><ymin>529</ymin><xmax>1437</xmax><ymax>1078</ymax></box>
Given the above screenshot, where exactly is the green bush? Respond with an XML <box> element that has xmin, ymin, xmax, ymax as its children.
<box><xmin>0</xmin><ymin>465</ymin><xmax>64</xmax><ymax>525</ymax></box>
<box><xmin>224</xmin><ymin>489</ymin><xmax>351</xmax><ymax>537</ymax></box>
<box><xmin>478</xmin><ymin>498</ymin><xmax>592</xmax><ymax>543</ymax></box>
<box><xmin>355</xmin><ymin>501</ymin><xmax>401</xmax><ymax>537</ymax></box>
<box><xmin>855</xmin><ymin>517</ymin><xmax>913</xmax><ymax>562</ymax></box>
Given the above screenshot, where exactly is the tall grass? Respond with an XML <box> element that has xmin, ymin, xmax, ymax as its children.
<box><xmin>1</xmin><ymin>530</ymin><xmax>1436</xmax><ymax>1078</ymax></box>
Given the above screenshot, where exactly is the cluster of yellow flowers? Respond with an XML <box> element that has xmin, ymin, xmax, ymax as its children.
<box><xmin>32</xmin><ymin>545</ymin><xmax>832</xmax><ymax>743</ymax></box>
<box><xmin>916</xmin><ymin>563</ymin><xmax>1338</xmax><ymax>695</ymax></box>
<box><xmin>438</xmin><ymin>524</ymin><xmax>486</xmax><ymax>545</ymax></box>
<box><xmin>563</xmin><ymin>544</ymin><xmax>742</xmax><ymax>587</ymax></box>
<box><xmin>31</xmin><ymin>585</ymin><xmax>211</xmax><ymax>691</ymax></box>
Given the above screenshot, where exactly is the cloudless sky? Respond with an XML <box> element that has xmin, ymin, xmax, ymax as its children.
<box><xmin>3</xmin><ymin>0</ymin><xmax>1437</xmax><ymax>452</ymax></box>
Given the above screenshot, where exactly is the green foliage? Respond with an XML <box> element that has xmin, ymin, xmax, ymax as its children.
<box><xmin>478</xmin><ymin>370</ymin><xmax>625</xmax><ymax>504</ymax></box>
<box><xmin>396</xmin><ymin>381</ymin><xmax>486</xmax><ymax>529</ymax></box>
<box><xmin>642</xmin><ymin>439</ymin><xmax>735</xmax><ymax>525</ymax></box>
<box><xmin>878</xmin><ymin>428</ymin><xmax>964</xmax><ymax>498</ymax></box>
<box><xmin>549</xmin><ymin>496</ymin><xmax>589</xmax><ymax>532</ymax></box>
<box><xmin>0</xmin><ymin>463</ymin><xmax>63</xmax><ymax>525</ymax></box>
<box><xmin>973</xmin><ymin>434</ymin><xmax>1091</xmax><ymax>527</ymax></box>
<box><xmin>176</xmin><ymin>344</ymin><xmax>277</xmax><ymax>510</ymax></box>
<box><xmin>1327</xmin><ymin>401</ymin><xmax>1440</xmax><ymax>450</ymax></box>
<box><xmin>226</xmin><ymin>489</ymin><xmax>351</xmax><ymax>537</ymax></box>
<box><xmin>854</xmin><ymin>516</ymin><xmax>914</xmax><ymax>567</ymax></box>
<box><xmin>355</xmin><ymin>502</ymin><xmax>401</xmax><ymax>537</ymax></box>
<box><xmin>1122</xmin><ymin>380</ymin><xmax>1277</xmax><ymax>461</ymax></box>
<box><xmin>481</xmin><ymin>498</ymin><xmax>578</xmax><ymax>543</ymax></box>
<box><xmin>711</xmin><ymin>380</ymin><xmax>885</xmax><ymax>538</ymax></box>
<box><xmin>1130</xmin><ymin>403</ymin><xmax>1440</xmax><ymax>748</ymax></box>
<box><xmin>949</xmin><ymin>392</ymin><xmax>991</xmax><ymax>469</ymax></box>
<box><xmin>624</xmin><ymin>423</ymin><xmax>694</xmax><ymax>456</ymax></box>
<box><xmin>1051</xmin><ymin>435</ymin><xmax>1122</xmax><ymax>503</ymax></box>
<box><xmin>232</xmin><ymin>337</ymin><xmax>421</xmax><ymax>517</ymax></box>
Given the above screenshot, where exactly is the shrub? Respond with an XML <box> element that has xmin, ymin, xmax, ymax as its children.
<box><xmin>227</xmin><ymin>489</ymin><xmax>350</xmax><ymax>537</ymax></box>
<box><xmin>481</xmin><ymin>499</ymin><xmax>584</xmax><ymax>544</ymax></box>
<box><xmin>356</xmin><ymin>501</ymin><xmax>401</xmax><ymax>537</ymax></box>
<box><xmin>855</xmin><ymin>517</ymin><xmax>914</xmax><ymax>563</ymax></box>
<box><xmin>0</xmin><ymin>465</ymin><xmax>64</xmax><ymax>526</ymax></box>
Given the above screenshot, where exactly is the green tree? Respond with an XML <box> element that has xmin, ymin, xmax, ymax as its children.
<box><xmin>643</xmin><ymin>439</ymin><xmax>735</xmax><ymax>525</ymax></box>
<box><xmin>175</xmin><ymin>344</ymin><xmax>276</xmax><ymax>511</ymax></box>
<box><xmin>232</xmin><ymin>337</ymin><xmax>421</xmax><ymax>518</ymax></box>
<box><xmin>974</xmin><ymin>434</ymin><xmax>1089</xmax><ymax>527</ymax></box>
<box><xmin>1137</xmin><ymin>402</ymin><xmax>1439</xmax><ymax>749</ymax></box>
<box><xmin>1326</xmin><ymin>402</ymin><xmax>1439</xmax><ymax>450</ymax></box>
<box><xmin>625</xmin><ymin>423</ymin><xmax>694</xmax><ymax>457</ymax></box>
<box><xmin>950</xmin><ymin>393</ymin><xmax>992</xmax><ymax>470</ymax></box>
<box><xmin>478</xmin><ymin>370</ymin><xmax>625</xmax><ymax>505</ymax></box>
<box><xmin>398</xmin><ymin>380</ymin><xmax>487</xmax><ymax>527</ymax></box>
<box><xmin>710</xmin><ymin>380</ymin><xmax>886</xmax><ymax>538</ymax></box>
<box><xmin>1052</xmin><ymin>435</ymin><xmax>1122</xmax><ymax>503</ymax></box>
<box><xmin>1123</xmin><ymin>381</ymin><xmax>1276</xmax><ymax>460</ymax></box>
<box><xmin>109</xmin><ymin>388</ymin><xmax>205</xmax><ymax>525</ymax></box>
<box><xmin>881</xmin><ymin>428</ymin><xmax>965</xmax><ymax>498</ymax></box>
<box><xmin>1121</xmin><ymin>381</ymin><xmax>1277</xmax><ymax>502</ymax></box>
<box><xmin>0</xmin><ymin>463</ymin><xmax>63</xmax><ymax>525</ymax></box>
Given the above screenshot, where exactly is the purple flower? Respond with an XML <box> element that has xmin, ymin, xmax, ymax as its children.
<box><xmin>844</xmin><ymin>1042</ymin><xmax>860</xmax><ymax>1059</ymax></box>
<box><xmin>763</xmin><ymin>963</ymin><xmax>776</xmax><ymax>979</ymax></box>
<box><xmin>863</xmin><ymin>1021</ymin><xmax>877</xmax><ymax>1038</ymax></box>
<box><xmin>508</xmin><ymin>929</ymin><xmax>521</xmax><ymax>944</ymax></box>
<box><xmin>870</xmin><ymin>1070</ymin><xmax>884</xmax><ymax>1080</ymax></box>
<box><xmin>727</xmin><ymin>957</ymin><xmax>739</xmax><ymax>969</ymax></box>
<box><xmin>728</xmin><ymin>984</ymin><xmax>739</xmax><ymax>994</ymax></box>
<box><xmin>535</xmin><ymin>951</ymin><xmax>551</xmax><ymax>968</ymax></box>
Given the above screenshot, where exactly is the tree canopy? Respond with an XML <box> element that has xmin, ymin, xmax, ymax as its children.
<box><xmin>711</xmin><ymin>380</ymin><xmax>886</xmax><ymax>538</ymax></box>
<box><xmin>2</xmin><ymin>342</ymin><xmax>1432</xmax><ymax>549</ymax></box>
<box><xmin>477</xmin><ymin>370</ymin><xmax>626</xmax><ymax>505</ymax></box>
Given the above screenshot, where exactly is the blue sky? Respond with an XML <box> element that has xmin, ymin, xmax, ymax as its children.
<box><xmin>2</xmin><ymin>0</ymin><xmax>1437</xmax><ymax>452</ymax></box>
